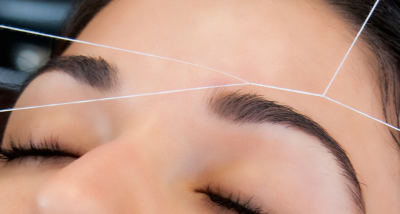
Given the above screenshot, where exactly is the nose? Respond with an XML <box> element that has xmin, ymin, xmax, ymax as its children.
<box><xmin>29</xmin><ymin>139</ymin><xmax>170</xmax><ymax>214</ymax></box>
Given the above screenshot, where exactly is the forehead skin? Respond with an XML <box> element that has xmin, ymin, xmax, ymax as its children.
<box><xmin>3</xmin><ymin>0</ymin><xmax>400</xmax><ymax>213</ymax></box>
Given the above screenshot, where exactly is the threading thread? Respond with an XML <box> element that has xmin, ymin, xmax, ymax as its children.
<box><xmin>324</xmin><ymin>96</ymin><xmax>400</xmax><ymax>132</ymax></box>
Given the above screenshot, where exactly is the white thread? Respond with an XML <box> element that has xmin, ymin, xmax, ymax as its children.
<box><xmin>322</xmin><ymin>0</ymin><xmax>380</xmax><ymax>96</ymax></box>
<box><xmin>324</xmin><ymin>96</ymin><xmax>400</xmax><ymax>131</ymax></box>
<box><xmin>196</xmin><ymin>65</ymin><xmax>249</xmax><ymax>83</ymax></box>
<box><xmin>0</xmin><ymin>25</ymin><xmax>247</xmax><ymax>84</ymax></box>
<box><xmin>0</xmin><ymin>83</ymin><xmax>249</xmax><ymax>113</ymax></box>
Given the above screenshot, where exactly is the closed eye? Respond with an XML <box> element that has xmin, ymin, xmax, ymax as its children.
<box><xmin>0</xmin><ymin>138</ymin><xmax>79</xmax><ymax>164</ymax></box>
<box><xmin>195</xmin><ymin>185</ymin><xmax>267</xmax><ymax>214</ymax></box>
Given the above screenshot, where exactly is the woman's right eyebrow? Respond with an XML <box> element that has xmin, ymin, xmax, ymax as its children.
<box><xmin>208</xmin><ymin>90</ymin><xmax>365</xmax><ymax>214</ymax></box>
<box><xmin>25</xmin><ymin>55</ymin><xmax>119</xmax><ymax>92</ymax></box>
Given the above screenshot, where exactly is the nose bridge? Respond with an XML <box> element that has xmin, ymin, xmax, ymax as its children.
<box><xmin>30</xmin><ymin>139</ymin><xmax>167</xmax><ymax>214</ymax></box>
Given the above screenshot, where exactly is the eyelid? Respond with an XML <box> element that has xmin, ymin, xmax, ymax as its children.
<box><xmin>195</xmin><ymin>184</ymin><xmax>267</xmax><ymax>214</ymax></box>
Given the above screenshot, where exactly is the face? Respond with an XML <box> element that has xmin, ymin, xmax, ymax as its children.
<box><xmin>1</xmin><ymin>0</ymin><xmax>399</xmax><ymax>213</ymax></box>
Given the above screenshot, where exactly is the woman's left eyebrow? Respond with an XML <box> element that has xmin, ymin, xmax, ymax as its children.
<box><xmin>25</xmin><ymin>55</ymin><xmax>119</xmax><ymax>92</ymax></box>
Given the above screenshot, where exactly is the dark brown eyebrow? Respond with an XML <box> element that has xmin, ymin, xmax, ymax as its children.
<box><xmin>209</xmin><ymin>90</ymin><xmax>365</xmax><ymax>214</ymax></box>
<box><xmin>21</xmin><ymin>55</ymin><xmax>119</xmax><ymax>92</ymax></box>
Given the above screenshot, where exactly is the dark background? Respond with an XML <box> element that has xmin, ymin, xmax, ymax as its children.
<box><xmin>0</xmin><ymin>0</ymin><xmax>74</xmax><ymax>86</ymax></box>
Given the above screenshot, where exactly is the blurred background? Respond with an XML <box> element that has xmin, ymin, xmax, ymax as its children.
<box><xmin>0</xmin><ymin>0</ymin><xmax>73</xmax><ymax>87</ymax></box>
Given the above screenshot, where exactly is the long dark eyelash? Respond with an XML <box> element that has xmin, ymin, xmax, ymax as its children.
<box><xmin>195</xmin><ymin>185</ymin><xmax>267</xmax><ymax>214</ymax></box>
<box><xmin>0</xmin><ymin>138</ymin><xmax>79</xmax><ymax>163</ymax></box>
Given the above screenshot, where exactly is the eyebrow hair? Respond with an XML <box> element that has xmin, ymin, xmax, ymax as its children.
<box><xmin>209</xmin><ymin>90</ymin><xmax>365</xmax><ymax>214</ymax></box>
<box><xmin>21</xmin><ymin>55</ymin><xmax>119</xmax><ymax>93</ymax></box>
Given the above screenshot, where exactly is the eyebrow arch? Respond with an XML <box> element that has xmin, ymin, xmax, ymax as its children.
<box><xmin>22</xmin><ymin>55</ymin><xmax>119</xmax><ymax>92</ymax></box>
<box><xmin>209</xmin><ymin>90</ymin><xmax>365</xmax><ymax>214</ymax></box>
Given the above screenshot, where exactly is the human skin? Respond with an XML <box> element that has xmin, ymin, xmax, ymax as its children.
<box><xmin>1</xmin><ymin>0</ymin><xmax>400</xmax><ymax>213</ymax></box>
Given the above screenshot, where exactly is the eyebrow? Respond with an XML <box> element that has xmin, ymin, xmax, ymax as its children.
<box><xmin>209</xmin><ymin>90</ymin><xmax>365</xmax><ymax>213</ymax></box>
<box><xmin>22</xmin><ymin>55</ymin><xmax>119</xmax><ymax>92</ymax></box>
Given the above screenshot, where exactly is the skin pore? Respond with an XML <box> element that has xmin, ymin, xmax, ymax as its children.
<box><xmin>0</xmin><ymin>0</ymin><xmax>399</xmax><ymax>213</ymax></box>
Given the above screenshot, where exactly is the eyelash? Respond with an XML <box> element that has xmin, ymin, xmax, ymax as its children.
<box><xmin>195</xmin><ymin>185</ymin><xmax>267</xmax><ymax>214</ymax></box>
<box><xmin>0</xmin><ymin>138</ymin><xmax>79</xmax><ymax>164</ymax></box>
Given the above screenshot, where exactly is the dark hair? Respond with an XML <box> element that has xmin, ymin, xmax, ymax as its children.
<box><xmin>2</xmin><ymin>0</ymin><xmax>400</xmax><ymax>149</ymax></box>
